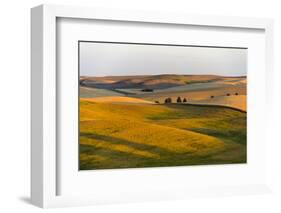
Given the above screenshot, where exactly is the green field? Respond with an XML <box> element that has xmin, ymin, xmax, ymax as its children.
<box><xmin>79</xmin><ymin>100</ymin><xmax>246</xmax><ymax>170</ymax></box>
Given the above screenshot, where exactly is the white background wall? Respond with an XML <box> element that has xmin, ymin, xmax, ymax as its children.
<box><xmin>0</xmin><ymin>0</ymin><xmax>280</xmax><ymax>212</ymax></box>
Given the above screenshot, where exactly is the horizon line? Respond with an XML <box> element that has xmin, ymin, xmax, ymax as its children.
<box><xmin>80</xmin><ymin>74</ymin><xmax>247</xmax><ymax>78</ymax></box>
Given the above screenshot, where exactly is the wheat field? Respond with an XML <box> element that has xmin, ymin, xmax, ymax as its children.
<box><xmin>79</xmin><ymin>98</ymin><xmax>246</xmax><ymax>170</ymax></box>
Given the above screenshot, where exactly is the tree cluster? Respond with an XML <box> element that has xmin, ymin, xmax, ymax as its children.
<box><xmin>164</xmin><ymin>97</ymin><xmax>187</xmax><ymax>104</ymax></box>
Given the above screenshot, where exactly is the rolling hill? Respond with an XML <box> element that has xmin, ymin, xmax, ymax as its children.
<box><xmin>80</xmin><ymin>99</ymin><xmax>246</xmax><ymax>170</ymax></box>
<box><xmin>80</xmin><ymin>74</ymin><xmax>223</xmax><ymax>90</ymax></box>
<box><xmin>79</xmin><ymin>74</ymin><xmax>247</xmax><ymax>170</ymax></box>
<box><xmin>80</xmin><ymin>74</ymin><xmax>247</xmax><ymax>111</ymax></box>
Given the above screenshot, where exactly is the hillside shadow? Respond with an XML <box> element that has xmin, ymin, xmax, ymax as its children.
<box><xmin>79</xmin><ymin>132</ymin><xmax>198</xmax><ymax>170</ymax></box>
<box><xmin>80</xmin><ymin>132</ymin><xmax>175</xmax><ymax>157</ymax></box>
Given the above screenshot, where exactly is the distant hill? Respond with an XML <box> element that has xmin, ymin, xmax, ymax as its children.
<box><xmin>80</xmin><ymin>74</ymin><xmax>236</xmax><ymax>90</ymax></box>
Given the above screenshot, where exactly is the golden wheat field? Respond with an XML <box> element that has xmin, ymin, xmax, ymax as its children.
<box><xmin>79</xmin><ymin>97</ymin><xmax>247</xmax><ymax>170</ymax></box>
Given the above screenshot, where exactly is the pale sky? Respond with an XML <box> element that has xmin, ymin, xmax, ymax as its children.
<box><xmin>79</xmin><ymin>42</ymin><xmax>247</xmax><ymax>77</ymax></box>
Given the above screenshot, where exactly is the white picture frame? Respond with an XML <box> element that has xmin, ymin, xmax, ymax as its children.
<box><xmin>31</xmin><ymin>4</ymin><xmax>274</xmax><ymax>208</ymax></box>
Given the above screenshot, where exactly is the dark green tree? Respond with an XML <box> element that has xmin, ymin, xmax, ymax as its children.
<box><xmin>165</xmin><ymin>97</ymin><xmax>172</xmax><ymax>103</ymax></box>
<box><xmin>177</xmin><ymin>97</ymin><xmax>182</xmax><ymax>103</ymax></box>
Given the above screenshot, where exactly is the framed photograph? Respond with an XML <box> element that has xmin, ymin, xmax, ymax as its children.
<box><xmin>78</xmin><ymin>41</ymin><xmax>248</xmax><ymax>170</ymax></box>
<box><xmin>31</xmin><ymin>4</ymin><xmax>274</xmax><ymax>208</ymax></box>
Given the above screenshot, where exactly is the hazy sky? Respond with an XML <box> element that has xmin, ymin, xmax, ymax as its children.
<box><xmin>80</xmin><ymin>42</ymin><xmax>247</xmax><ymax>77</ymax></box>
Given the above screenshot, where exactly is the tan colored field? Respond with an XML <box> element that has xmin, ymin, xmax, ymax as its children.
<box><xmin>80</xmin><ymin>75</ymin><xmax>247</xmax><ymax>111</ymax></box>
<box><xmin>187</xmin><ymin>95</ymin><xmax>247</xmax><ymax>111</ymax></box>
<box><xmin>139</xmin><ymin>86</ymin><xmax>245</xmax><ymax>100</ymax></box>
<box><xmin>138</xmin><ymin>87</ymin><xmax>246</xmax><ymax>111</ymax></box>
<box><xmin>81</xmin><ymin>96</ymin><xmax>154</xmax><ymax>104</ymax></box>
<box><xmin>80</xmin><ymin>86</ymin><xmax>124</xmax><ymax>98</ymax></box>
<box><xmin>134</xmin><ymin>77</ymin><xmax>247</xmax><ymax>111</ymax></box>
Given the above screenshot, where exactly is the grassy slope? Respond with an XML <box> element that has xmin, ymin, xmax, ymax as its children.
<box><xmin>187</xmin><ymin>95</ymin><xmax>247</xmax><ymax>111</ymax></box>
<box><xmin>79</xmin><ymin>100</ymin><xmax>246</xmax><ymax>170</ymax></box>
<box><xmin>80</xmin><ymin>86</ymin><xmax>124</xmax><ymax>98</ymax></box>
